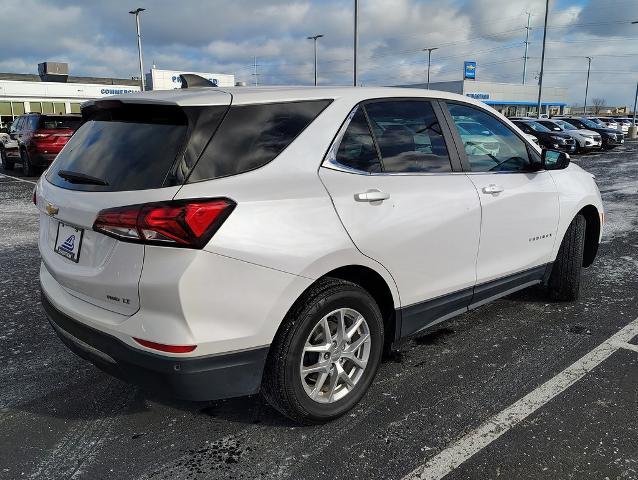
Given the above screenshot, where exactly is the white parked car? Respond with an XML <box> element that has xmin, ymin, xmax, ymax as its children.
<box><xmin>37</xmin><ymin>84</ymin><xmax>604</xmax><ymax>423</ymax></box>
<box><xmin>537</xmin><ymin>119</ymin><xmax>602</xmax><ymax>152</ymax></box>
<box><xmin>589</xmin><ymin>117</ymin><xmax>618</xmax><ymax>132</ymax></box>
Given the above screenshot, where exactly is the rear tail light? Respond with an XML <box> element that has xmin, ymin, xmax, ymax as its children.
<box><xmin>93</xmin><ymin>198</ymin><xmax>235</xmax><ymax>248</ymax></box>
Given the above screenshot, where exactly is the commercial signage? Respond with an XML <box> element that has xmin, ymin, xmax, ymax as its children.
<box><xmin>100</xmin><ymin>88</ymin><xmax>136</xmax><ymax>95</ymax></box>
<box><xmin>464</xmin><ymin>61</ymin><xmax>477</xmax><ymax>80</ymax></box>
<box><xmin>171</xmin><ymin>75</ymin><xmax>219</xmax><ymax>87</ymax></box>
<box><xmin>149</xmin><ymin>68</ymin><xmax>235</xmax><ymax>90</ymax></box>
<box><xmin>466</xmin><ymin>92</ymin><xmax>490</xmax><ymax>100</ymax></box>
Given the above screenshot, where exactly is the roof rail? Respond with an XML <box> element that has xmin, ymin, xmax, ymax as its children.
<box><xmin>179</xmin><ymin>74</ymin><xmax>217</xmax><ymax>89</ymax></box>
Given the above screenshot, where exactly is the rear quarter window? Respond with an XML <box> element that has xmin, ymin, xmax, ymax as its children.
<box><xmin>187</xmin><ymin>100</ymin><xmax>331</xmax><ymax>183</ymax></box>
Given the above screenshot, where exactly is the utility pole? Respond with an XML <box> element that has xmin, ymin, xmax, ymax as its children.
<box><xmin>252</xmin><ymin>56</ymin><xmax>258</xmax><ymax>86</ymax></box>
<box><xmin>631</xmin><ymin>21</ymin><xmax>638</xmax><ymax>137</ymax></box>
<box><xmin>129</xmin><ymin>8</ymin><xmax>146</xmax><ymax>91</ymax></box>
<box><xmin>584</xmin><ymin>56</ymin><xmax>592</xmax><ymax>116</ymax></box>
<box><xmin>353</xmin><ymin>0</ymin><xmax>358</xmax><ymax>86</ymax></box>
<box><xmin>522</xmin><ymin>12</ymin><xmax>532</xmax><ymax>84</ymax></box>
<box><xmin>536</xmin><ymin>0</ymin><xmax>549</xmax><ymax>118</ymax></box>
<box><xmin>307</xmin><ymin>34</ymin><xmax>324</xmax><ymax>86</ymax></box>
<box><xmin>424</xmin><ymin>47</ymin><xmax>438</xmax><ymax>89</ymax></box>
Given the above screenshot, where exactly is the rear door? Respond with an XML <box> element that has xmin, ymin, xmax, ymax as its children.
<box><xmin>443</xmin><ymin>101</ymin><xmax>559</xmax><ymax>296</ymax></box>
<box><xmin>38</xmin><ymin>94</ymin><xmax>232</xmax><ymax>316</ymax></box>
<box><xmin>319</xmin><ymin>99</ymin><xmax>481</xmax><ymax>336</ymax></box>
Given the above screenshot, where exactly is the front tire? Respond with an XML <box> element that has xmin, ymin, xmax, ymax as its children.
<box><xmin>262</xmin><ymin>278</ymin><xmax>384</xmax><ymax>424</ymax></box>
<box><xmin>548</xmin><ymin>214</ymin><xmax>586</xmax><ymax>301</ymax></box>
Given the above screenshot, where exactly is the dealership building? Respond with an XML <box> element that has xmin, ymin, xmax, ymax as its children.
<box><xmin>401</xmin><ymin>79</ymin><xmax>568</xmax><ymax>117</ymax></box>
<box><xmin>0</xmin><ymin>63</ymin><xmax>235</xmax><ymax>128</ymax></box>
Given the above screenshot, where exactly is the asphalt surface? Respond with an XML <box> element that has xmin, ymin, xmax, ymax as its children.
<box><xmin>1</xmin><ymin>144</ymin><xmax>637</xmax><ymax>480</ymax></box>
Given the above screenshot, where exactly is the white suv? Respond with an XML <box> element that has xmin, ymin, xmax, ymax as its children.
<box><xmin>37</xmin><ymin>84</ymin><xmax>603</xmax><ymax>423</ymax></box>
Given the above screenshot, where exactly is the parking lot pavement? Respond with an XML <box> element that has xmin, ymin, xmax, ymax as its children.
<box><xmin>1</xmin><ymin>143</ymin><xmax>637</xmax><ymax>480</ymax></box>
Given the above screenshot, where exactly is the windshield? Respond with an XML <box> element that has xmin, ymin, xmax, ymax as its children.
<box><xmin>581</xmin><ymin>118</ymin><xmax>600</xmax><ymax>129</ymax></box>
<box><xmin>555</xmin><ymin>120</ymin><xmax>576</xmax><ymax>131</ymax></box>
<box><xmin>46</xmin><ymin>104</ymin><xmax>192</xmax><ymax>192</ymax></box>
<box><xmin>526</xmin><ymin>122</ymin><xmax>552</xmax><ymax>133</ymax></box>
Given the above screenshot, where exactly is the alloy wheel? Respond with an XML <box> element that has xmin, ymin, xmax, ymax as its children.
<box><xmin>299</xmin><ymin>308</ymin><xmax>371</xmax><ymax>403</ymax></box>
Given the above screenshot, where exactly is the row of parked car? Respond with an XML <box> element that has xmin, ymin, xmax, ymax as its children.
<box><xmin>508</xmin><ymin>116</ymin><xmax>628</xmax><ymax>154</ymax></box>
<box><xmin>0</xmin><ymin>113</ymin><xmax>81</xmax><ymax>176</ymax></box>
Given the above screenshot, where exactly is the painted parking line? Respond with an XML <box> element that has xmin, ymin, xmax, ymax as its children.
<box><xmin>0</xmin><ymin>172</ymin><xmax>37</xmax><ymax>185</ymax></box>
<box><xmin>402</xmin><ymin>316</ymin><xmax>638</xmax><ymax>480</ymax></box>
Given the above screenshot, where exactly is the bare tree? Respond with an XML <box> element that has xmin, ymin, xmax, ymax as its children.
<box><xmin>592</xmin><ymin>98</ymin><xmax>607</xmax><ymax>114</ymax></box>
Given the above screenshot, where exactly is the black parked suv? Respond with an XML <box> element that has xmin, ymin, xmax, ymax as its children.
<box><xmin>512</xmin><ymin>120</ymin><xmax>577</xmax><ymax>153</ymax></box>
<box><xmin>554</xmin><ymin>117</ymin><xmax>624</xmax><ymax>150</ymax></box>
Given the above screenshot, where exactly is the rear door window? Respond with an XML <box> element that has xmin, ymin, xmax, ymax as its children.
<box><xmin>364</xmin><ymin>100</ymin><xmax>452</xmax><ymax>173</ymax></box>
<box><xmin>187</xmin><ymin>100</ymin><xmax>331</xmax><ymax>183</ymax></box>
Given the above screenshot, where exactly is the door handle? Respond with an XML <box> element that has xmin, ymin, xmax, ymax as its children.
<box><xmin>482</xmin><ymin>184</ymin><xmax>504</xmax><ymax>195</ymax></box>
<box><xmin>354</xmin><ymin>189</ymin><xmax>391</xmax><ymax>202</ymax></box>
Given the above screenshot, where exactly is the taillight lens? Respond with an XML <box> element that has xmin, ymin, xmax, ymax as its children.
<box><xmin>93</xmin><ymin>198</ymin><xmax>235</xmax><ymax>248</ymax></box>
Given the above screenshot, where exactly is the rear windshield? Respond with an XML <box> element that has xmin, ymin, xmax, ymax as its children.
<box><xmin>46</xmin><ymin>104</ymin><xmax>190</xmax><ymax>191</ymax></box>
<box><xmin>187</xmin><ymin>100</ymin><xmax>331</xmax><ymax>183</ymax></box>
<box><xmin>39</xmin><ymin>116</ymin><xmax>81</xmax><ymax>130</ymax></box>
<box><xmin>46</xmin><ymin>99</ymin><xmax>330</xmax><ymax>192</ymax></box>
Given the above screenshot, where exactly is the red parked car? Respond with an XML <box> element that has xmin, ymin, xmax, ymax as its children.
<box><xmin>1</xmin><ymin>113</ymin><xmax>81</xmax><ymax>176</ymax></box>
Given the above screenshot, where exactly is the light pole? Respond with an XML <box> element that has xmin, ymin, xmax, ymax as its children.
<box><xmin>307</xmin><ymin>34</ymin><xmax>324</xmax><ymax>86</ymax></box>
<box><xmin>536</xmin><ymin>0</ymin><xmax>549</xmax><ymax>118</ymax></box>
<box><xmin>129</xmin><ymin>8</ymin><xmax>146</xmax><ymax>91</ymax></box>
<box><xmin>424</xmin><ymin>47</ymin><xmax>438</xmax><ymax>89</ymax></box>
<box><xmin>632</xmin><ymin>21</ymin><xmax>638</xmax><ymax>137</ymax></box>
<box><xmin>522</xmin><ymin>12</ymin><xmax>532</xmax><ymax>84</ymax></box>
<box><xmin>353</xmin><ymin>0</ymin><xmax>358</xmax><ymax>86</ymax></box>
<box><xmin>584</xmin><ymin>56</ymin><xmax>592</xmax><ymax>116</ymax></box>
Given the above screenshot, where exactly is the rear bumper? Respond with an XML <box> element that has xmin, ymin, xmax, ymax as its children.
<box><xmin>41</xmin><ymin>291</ymin><xmax>269</xmax><ymax>401</ymax></box>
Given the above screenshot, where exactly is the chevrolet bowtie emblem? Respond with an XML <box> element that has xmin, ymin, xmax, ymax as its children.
<box><xmin>46</xmin><ymin>203</ymin><xmax>59</xmax><ymax>216</ymax></box>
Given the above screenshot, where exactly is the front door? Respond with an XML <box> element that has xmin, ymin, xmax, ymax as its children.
<box><xmin>443</xmin><ymin>102</ymin><xmax>560</xmax><ymax>295</ymax></box>
<box><xmin>319</xmin><ymin>99</ymin><xmax>482</xmax><ymax>336</ymax></box>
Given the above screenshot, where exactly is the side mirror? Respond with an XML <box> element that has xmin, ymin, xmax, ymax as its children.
<box><xmin>542</xmin><ymin>149</ymin><xmax>570</xmax><ymax>170</ymax></box>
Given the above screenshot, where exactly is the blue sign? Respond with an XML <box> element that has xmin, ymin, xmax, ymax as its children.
<box><xmin>464</xmin><ymin>61</ymin><xmax>477</xmax><ymax>80</ymax></box>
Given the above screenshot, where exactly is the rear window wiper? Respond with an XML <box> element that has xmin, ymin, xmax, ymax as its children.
<box><xmin>58</xmin><ymin>170</ymin><xmax>109</xmax><ymax>186</ymax></box>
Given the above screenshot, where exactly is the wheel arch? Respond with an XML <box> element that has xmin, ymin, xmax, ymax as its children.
<box><xmin>273</xmin><ymin>264</ymin><xmax>401</xmax><ymax>351</ymax></box>
<box><xmin>579</xmin><ymin>204</ymin><xmax>601</xmax><ymax>268</ymax></box>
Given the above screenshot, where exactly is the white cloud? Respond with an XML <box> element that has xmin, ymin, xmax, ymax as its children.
<box><xmin>0</xmin><ymin>0</ymin><xmax>636</xmax><ymax>106</ymax></box>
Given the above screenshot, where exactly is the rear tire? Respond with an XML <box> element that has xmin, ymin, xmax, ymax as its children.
<box><xmin>547</xmin><ymin>214</ymin><xmax>586</xmax><ymax>301</ymax></box>
<box><xmin>21</xmin><ymin>149</ymin><xmax>36</xmax><ymax>176</ymax></box>
<box><xmin>262</xmin><ymin>278</ymin><xmax>384</xmax><ymax>424</ymax></box>
<box><xmin>0</xmin><ymin>146</ymin><xmax>13</xmax><ymax>170</ymax></box>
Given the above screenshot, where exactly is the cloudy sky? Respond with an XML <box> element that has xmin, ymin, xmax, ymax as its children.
<box><xmin>1</xmin><ymin>0</ymin><xmax>637</xmax><ymax>106</ymax></box>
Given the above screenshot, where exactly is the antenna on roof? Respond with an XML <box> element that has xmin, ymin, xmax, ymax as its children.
<box><xmin>179</xmin><ymin>74</ymin><xmax>216</xmax><ymax>89</ymax></box>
